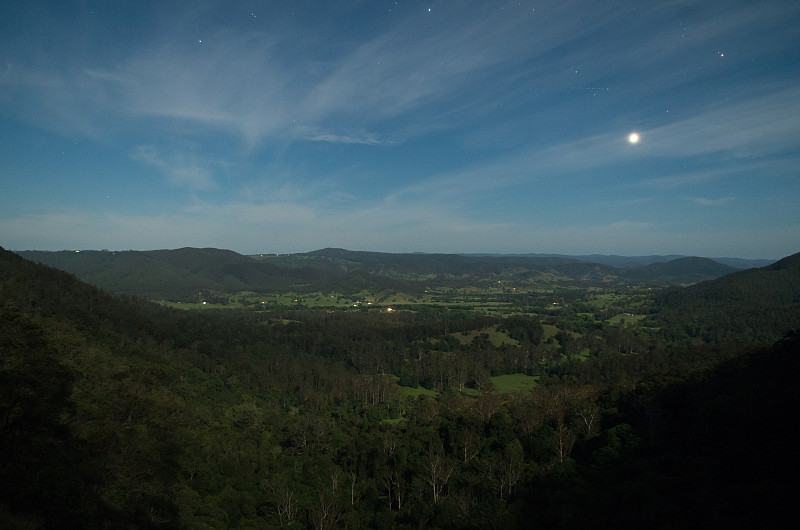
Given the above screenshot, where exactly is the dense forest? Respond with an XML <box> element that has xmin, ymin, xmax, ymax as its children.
<box><xmin>2</xmin><ymin>246</ymin><xmax>798</xmax><ymax>528</ymax></box>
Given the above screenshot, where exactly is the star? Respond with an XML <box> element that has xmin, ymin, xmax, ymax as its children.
<box><xmin>628</xmin><ymin>132</ymin><xmax>640</xmax><ymax>144</ymax></box>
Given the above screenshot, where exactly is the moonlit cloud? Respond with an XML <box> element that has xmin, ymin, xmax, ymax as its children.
<box><xmin>689</xmin><ymin>196</ymin><xmax>735</xmax><ymax>206</ymax></box>
<box><xmin>298</xmin><ymin>128</ymin><xmax>393</xmax><ymax>146</ymax></box>
<box><xmin>130</xmin><ymin>146</ymin><xmax>217</xmax><ymax>190</ymax></box>
<box><xmin>633</xmin><ymin>87</ymin><xmax>800</xmax><ymax>159</ymax></box>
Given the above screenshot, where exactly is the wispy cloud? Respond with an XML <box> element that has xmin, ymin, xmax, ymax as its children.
<box><xmin>130</xmin><ymin>145</ymin><xmax>217</xmax><ymax>190</ymax></box>
<box><xmin>297</xmin><ymin>127</ymin><xmax>393</xmax><ymax>146</ymax></box>
<box><xmin>388</xmin><ymin>82</ymin><xmax>800</xmax><ymax>205</ymax></box>
<box><xmin>610</xmin><ymin>198</ymin><xmax>654</xmax><ymax>208</ymax></box>
<box><xmin>2</xmin><ymin>1</ymin><xmax>796</xmax><ymax>151</ymax></box>
<box><xmin>638</xmin><ymin>167</ymin><xmax>733</xmax><ymax>191</ymax></box>
<box><xmin>631</xmin><ymin>87</ymin><xmax>800</xmax><ymax>159</ymax></box>
<box><xmin>689</xmin><ymin>196</ymin><xmax>735</xmax><ymax>206</ymax></box>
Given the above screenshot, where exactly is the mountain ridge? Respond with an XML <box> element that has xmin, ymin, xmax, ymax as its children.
<box><xmin>458</xmin><ymin>252</ymin><xmax>774</xmax><ymax>269</ymax></box>
<box><xmin>14</xmin><ymin>246</ymin><xmax>756</xmax><ymax>300</ymax></box>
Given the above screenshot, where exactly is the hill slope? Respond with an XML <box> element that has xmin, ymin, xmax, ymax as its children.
<box><xmin>268</xmin><ymin>247</ymin><xmax>599</xmax><ymax>277</ymax></box>
<box><xmin>260</xmin><ymin>248</ymin><xmax>737</xmax><ymax>286</ymax></box>
<box><xmin>17</xmin><ymin>247</ymin><xmax>404</xmax><ymax>299</ymax></box>
<box><xmin>624</xmin><ymin>257</ymin><xmax>739</xmax><ymax>285</ymax></box>
<box><xmin>652</xmin><ymin>252</ymin><xmax>800</xmax><ymax>342</ymax></box>
<box><xmin>1</xmin><ymin>246</ymin><xmax>185</xmax><ymax>526</ymax></box>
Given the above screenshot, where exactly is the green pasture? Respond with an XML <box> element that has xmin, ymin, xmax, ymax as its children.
<box><xmin>583</xmin><ymin>290</ymin><xmax>655</xmax><ymax>312</ymax></box>
<box><xmin>398</xmin><ymin>385</ymin><xmax>439</xmax><ymax>399</ymax></box>
<box><xmin>542</xmin><ymin>324</ymin><xmax>561</xmax><ymax>340</ymax></box>
<box><xmin>490</xmin><ymin>373</ymin><xmax>539</xmax><ymax>393</ymax></box>
<box><xmin>583</xmin><ymin>292</ymin><xmax>628</xmax><ymax>310</ymax></box>
<box><xmin>154</xmin><ymin>300</ymin><xmax>232</xmax><ymax>310</ymax></box>
<box><xmin>453</xmin><ymin>327</ymin><xmax>519</xmax><ymax>347</ymax></box>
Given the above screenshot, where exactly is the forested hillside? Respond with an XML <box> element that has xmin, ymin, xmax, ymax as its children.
<box><xmin>18</xmin><ymin>248</ymin><xmax>742</xmax><ymax>301</ymax></box>
<box><xmin>258</xmin><ymin>248</ymin><xmax>740</xmax><ymax>286</ymax></box>
<box><xmin>623</xmin><ymin>256</ymin><xmax>738</xmax><ymax>284</ymax></box>
<box><xmin>17</xmin><ymin>248</ymin><xmax>407</xmax><ymax>301</ymax></box>
<box><xmin>652</xmin><ymin>252</ymin><xmax>800</xmax><ymax>343</ymax></box>
<box><xmin>1</xmin><ymin>246</ymin><xmax>796</xmax><ymax>528</ymax></box>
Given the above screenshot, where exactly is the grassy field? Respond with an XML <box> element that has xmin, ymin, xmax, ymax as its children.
<box><xmin>583</xmin><ymin>290</ymin><xmax>654</xmax><ymax>313</ymax></box>
<box><xmin>541</xmin><ymin>324</ymin><xmax>561</xmax><ymax>340</ymax></box>
<box><xmin>398</xmin><ymin>385</ymin><xmax>439</xmax><ymax>399</ymax></box>
<box><xmin>154</xmin><ymin>300</ymin><xmax>233</xmax><ymax>310</ymax></box>
<box><xmin>490</xmin><ymin>373</ymin><xmax>539</xmax><ymax>393</ymax></box>
<box><xmin>452</xmin><ymin>327</ymin><xmax>519</xmax><ymax>347</ymax></box>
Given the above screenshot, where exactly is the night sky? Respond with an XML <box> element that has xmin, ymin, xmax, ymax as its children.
<box><xmin>1</xmin><ymin>1</ymin><xmax>798</xmax><ymax>258</ymax></box>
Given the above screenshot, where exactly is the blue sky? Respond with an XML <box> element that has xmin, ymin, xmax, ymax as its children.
<box><xmin>1</xmin><ymin>0</ymin><xmax>798</xmax><ymax>258</ymax></box>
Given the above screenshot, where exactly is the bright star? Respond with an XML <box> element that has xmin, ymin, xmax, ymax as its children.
<box><xmin>628</xmin><ymin>132</ymin><xmax>640</xmax><ymax>144</ymax></box>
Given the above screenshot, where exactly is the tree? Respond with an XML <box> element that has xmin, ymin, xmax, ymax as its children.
<box><xmin>423</xmin><ymin>442</ymin><xmax>455</xmax><ymax>505</ymax></box>
<box><xmin>454</xmin><ymin>416</ymin><xmax>485</xmax><ymax>463</ymax></box>
<box><xmin>573</xmin><ymin>385</ymin><xmax>601</xmax><ymax>438</ymax></box>
<box><xmin>276</xmin><ymin>489</ymin><xmax>298</xmax><ymax>527</ymax></box>
<box><xmin>489</xmin><ymin>439</ymin><xmax>525</xmax><ymax>500</ymax></box>
<box><xmin>534</xmin><ymin>386</ymin><xmax>578</xmax><ymax>463</ymax></box>
<box><xmin>311</xmin><ymin>468</ymin><xmax>343</xmax><ymax>530</ymax></box>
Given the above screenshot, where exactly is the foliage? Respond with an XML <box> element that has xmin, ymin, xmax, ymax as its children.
<box><xmin>1</xmin><ymin>246</ymin><xmax>797</xmax><ymax>527</ymax></box>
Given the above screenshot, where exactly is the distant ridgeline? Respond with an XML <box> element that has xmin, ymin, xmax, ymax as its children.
<box><xmin>1</xmin><ymin>245</ymin><xmax>798</xmax><ymax>528</ymax></box>
<box><xmin>15</xmin><ymin>247</ymin><xmax>756</xmax><ymax>300</ymax></box>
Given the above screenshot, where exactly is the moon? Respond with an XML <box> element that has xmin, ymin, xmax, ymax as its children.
<box><xmin>628</xmin><ymin>132</ymin><xmax>640</xmax><ymax>144</ymax></box>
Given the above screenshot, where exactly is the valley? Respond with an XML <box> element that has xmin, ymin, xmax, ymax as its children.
<box><xmin>2</xmin><ymin>246</ymin><xmax>798</xmax><ymax>528</ymax></box>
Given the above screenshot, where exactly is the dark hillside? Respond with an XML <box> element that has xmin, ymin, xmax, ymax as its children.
<box><xmin>304</xmin><ymin>248</ymin><xmax>586</xmax><ymax>276</ymax></box>
<box><xmin>711</xmin><ymin>256</ymin><xmax>775</xmax><ymax>269</ymax></box>
<box><xmin>638</xmin><ymin>332</ymin><xmax>798</xmax><ymax>528</ymax></box>
<box><xmin>1</xmin><ymin>247</ymin><xmax>183</xmax><ymax>526</ymax></box>
<box><xmin>268</xmin><ymin>247</ymin><xmax>620</xmax><ymax>284</ymax></box>
<box><xmin>652</xmin><ymin>252</ymin><xmax>800</xmax><ymax>342</ymax></box>
<box><xmin>534</xmin><ymin>332</ymin><xmax>799</xmax><ymax>528</ymax></box>
<box><xmin>17</xmin><ymin>247</ymin><xmax>405</xmax><ymax>300</ymax></box>
<box><xmin>18</xmin><ymin>247</ymin><xmax>303</xmax><ymax>298</ymax></box>
<box><xmin>1</xmin><ymin>248</ymin><xmax>163</xmax><ymax>337</ymax></box>
<box><xmin>624</xmin><ymin>257</ymin><xmax>738</xmax><ymax>285</ymax></box>
<box><xmin>568</xmin><ymin>253</ymin><xmax>687</xmax><ymax>268</ymax></box>
<box><xmin>268</xmin><ymin>248</ymin><xmax>736</xmax><ymax>285</ymax></box>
